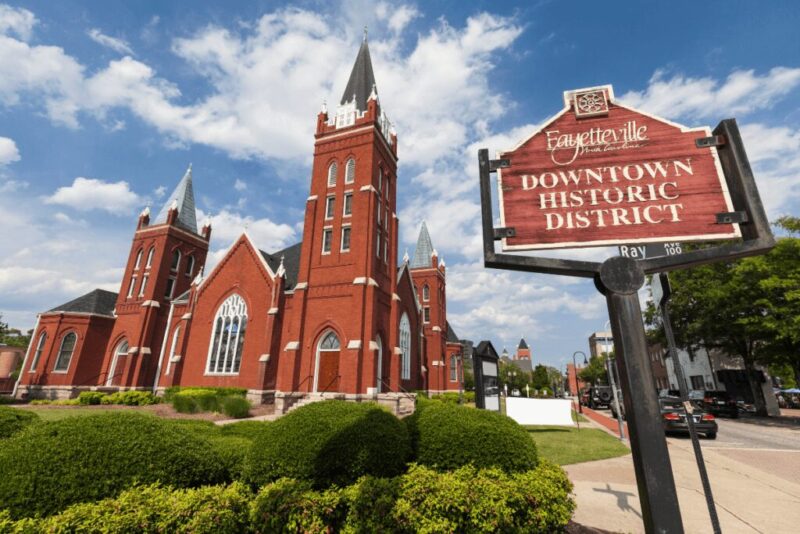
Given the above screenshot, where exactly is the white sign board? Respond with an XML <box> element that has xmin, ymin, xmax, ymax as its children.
<box><xmin>505</xmin><ymin>398</ymin><xmax>575</xmax><ymax>426</ymax></box>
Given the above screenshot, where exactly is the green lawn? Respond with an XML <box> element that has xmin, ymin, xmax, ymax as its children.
<box><xmin>527</xmin><ymin>425</ymin><xmax>630</xmax><ymax>465</ymax></box>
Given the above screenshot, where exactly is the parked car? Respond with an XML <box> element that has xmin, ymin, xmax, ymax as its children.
<box><xmin>586</xmin><ymin>386</ymin><xmax>614</xmax><ymax>409</ymax></box>
<box><xmin>699</xmin><ymin>390</ymin><xmax>738</xmax><ymax>418</ymax></box>
<box><xmin>660</xmin><ymin>397</ymin><xmax>717</xmax><ymax>439</ymax></box>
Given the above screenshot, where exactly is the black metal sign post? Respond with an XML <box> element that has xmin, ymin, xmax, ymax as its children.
<box><xmin>656</xmin><ymin>273</ymin><xmax>722</xmax><ymax>534</ymax></box>
<box><xmin>478</xmin><ymin>119</ymin><xmax>774</xmax><ymax>534</ymax></box>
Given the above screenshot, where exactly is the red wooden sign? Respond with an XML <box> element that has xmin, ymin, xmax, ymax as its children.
<box><xmin>497</xmin><ymin>85</ymin><xmax>740</xmax><ymax>251</ymax></box>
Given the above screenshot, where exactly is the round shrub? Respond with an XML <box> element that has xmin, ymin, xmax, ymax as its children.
<box><xmin>220</xmin><ymin>420</ymin><xmax>270</xmax><ymax>441</ymax></box>
<box><xmin>0</xmin><ymin>406</ymin><xmax>39</xmax><ymax>439</ymax></box>
<box><xmin>244</xmin><ymin>400</ymin><xmax>410</xmax><ymax>488</ymax></box>
<box><xmin>0</xmin><ymin>412</ymin><xmax>229</xmax><ymax>518</ymax></box>
<box><xmin>221</xmin><ymin>395</ymin><xmax>251</xmax><ymax>419</ymax></box>
<box><xmin>77</xmin><ymin>391</ymin><xmax>107</xmax><ymax>405</ymax></box>
<box><xmin>405</xmin><ymin>402</ymin><xmax>538</xmax><ymax>473</ymax></box>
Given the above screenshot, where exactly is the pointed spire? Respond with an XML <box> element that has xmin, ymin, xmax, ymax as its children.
<box><xmin>403</xmin><ymin>249</ymin><xmax>410</xmax><ymax>264</ymax></box>
<box><xmin>140</xmin><ymin>206</ymin><xmax>150</xmax><ymax>217</ymax></box>
<box><xmin>410</xmin><ymin>221</ymin><xmax>435</xmax><ymax>269</ymax></box>
<box><xmin>321</xmin><ymin>100</ymin><xmax>327</xmax><ymax>114</ymax></box>
<box><xmin>276</xmin><ymin>255</ymin><xmax>286</xmax><ymax>277</ymax></box>
<box><xmin>155</xmin><ymin>164</ymin><xmax>198</xmax><ymax>233</ymax></box>
<box><xmin>368</xmin><ymin>83</ymin><xmax>378</xmax><ymax>102</ymax></box>
<box><xmin>340</xmin><ymin>35</ymin><xmax>377</xmax><ymax>113</ymax></box>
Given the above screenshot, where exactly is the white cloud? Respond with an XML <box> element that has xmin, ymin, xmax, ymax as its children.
<box><xmin>0</xmin><ymin>4</ymin><xmax>36</xmax><ymax>41</ymax></box>
<box><xmin>0</xmin><ymin>136</ymin><xmax>19</xmax><ymax>164</ymax></box>
<box><xmin>739</xmin><ymin>122</ymin><xmax>800</xmax><ymax>216</ymax></box>
<box><xmin>198</xmin><ymin>208</ymin><xmax>296</xmax><ymax>266</ymax></box>
<box><xmin>620</xmin><ymin>67</ymin><xmax>800</xmax><ymax>121</ymax></box>
<box><xmin>234</xmin><ymin>179</ymin><xmax>247</xmax><ymax>191</ymax></box>
<box><xmin>87</xmin><ymin>28</ymin><xmax>134</xmax><ymax>55</ymax></box>
<box><xmin>44</xmin><ymin>177</ymin><xmax>142</xmax><ymax>214</ymax></box>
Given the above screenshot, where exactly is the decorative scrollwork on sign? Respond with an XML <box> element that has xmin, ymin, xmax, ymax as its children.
<box><xmin>573</xmin><ymin>89</ymin><xmax>609</xmax><ymax>118</ymax></box>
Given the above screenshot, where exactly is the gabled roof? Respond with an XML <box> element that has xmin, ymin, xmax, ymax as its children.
<box><xmin>446</xmin><ymin>322</ymin><xmax>460</xmax><ymax>344</ymax></box>
<box><xmin>340</xmin><ymin>35</ymin><xmax>377</xmax><ymax>113</ymax></box>
<box><xmin>154</xmin><ymin>165</ymin><xmax>198</xmax><ymax>233</ymax></box>
<box><xmin>260</xmin><ymin>242</ymin><xmax>302</xmax><ymax>290</ymax></box>
<box><xmin>410</xmin><ymin>221</ymin><xmax>435</xmax><ymax>269</ymax></box>
<box><xmin>474</xmin><ymin>340</ymin><xmax>499</xmax><ymax>361</ymax></box>
<box><xmin>48</xmin><ymin>289</ymin><xmax>118</xmax><ymax>316</ymax></box>
<box><xmin>518</xmin><ymin>338</ymin><xmax>529</xmax><ymax>349</ymax></box>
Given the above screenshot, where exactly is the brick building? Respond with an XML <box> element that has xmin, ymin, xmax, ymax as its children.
<box><xmin>14</xmin><ymin>38</ymin><xmax>463</xmax><ymax>412</ymax></box>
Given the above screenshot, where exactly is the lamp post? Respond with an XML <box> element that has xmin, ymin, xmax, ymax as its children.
<box><xmin>572</xmin><ymin>350</ymin><xmax>587</xmax><ymax>413</ymax></box>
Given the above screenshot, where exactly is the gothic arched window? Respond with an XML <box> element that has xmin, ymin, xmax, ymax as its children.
<box><xmin>185</xmin><ymin>256</ymin><xmax>195</xmax><ymax>277</ymax></box>
<box><xmin>327</xmin><ymin>162</ymin><xmax>337</xmax><ymax>187</ymax></box>
<box><xmin>206</xmin><ymin>294</ymin><xmax>247</xmax><ymax>374</ymax></box>
<box><xmin>134</xmin><ymin>249</ymin><xmax>143</xmax><ymax>270</ymax></box>
<box><xmin>400</xmin><ymin>313</ymin><xmax>411</xmax><ymax>380</ymax></box>
<box><xmin>106</xmin><ymin>339</ymin><xmax>128</xmax><ymax>386</ymax></box>
<box><xmin>53</xmin><ymin>332</ymin><xmax>77</xmax><ymax>372</ymax></box>
<box><xmin>30</xmin><ymin>331</ymin><xmax>47</xmax><ymax>372</ymax></box>
<box><xmin>170</xmin><ymin>249</ymin><xmax>181</xmax><ymax>272</ymax></box>
<box><xmin>146</xmin><ymin>247</ymin><xmax>155</xmax><ymax>268</ymax></box>
<box><xmin>345</xmin><ymin>158</ymin><xmax>355</xmax><ymax>184</ymax></box>
<box><xmin>422</xmin><ymin>284</ymin><xmax>430</xmax><ymax>301</ymax></box>
<box><xmin>450</xmin><ymin>355</ymin><xmax>458</xmax><ymax>381</ymax></box>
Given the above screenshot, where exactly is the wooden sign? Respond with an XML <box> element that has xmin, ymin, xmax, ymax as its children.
<box><xmin>497</xmin><ymin>85</ymin><xmax>740</xmax><ymax>251</ymax></box>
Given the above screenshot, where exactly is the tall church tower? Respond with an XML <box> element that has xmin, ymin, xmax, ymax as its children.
<box><xmin>278</xmin><ymin>34</ymin><xmax>400</xmax><ymax>395</ymax></box>
<box><xmin>409</xmin><ymin>221</ymin><xmax>448</xmax><ymax>392</ymax></box>
<box><xmin>102</xmin><ymin>166</ymin><xmax>211</xmax><ymax>388</ymax></box>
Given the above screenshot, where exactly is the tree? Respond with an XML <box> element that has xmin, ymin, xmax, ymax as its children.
<box><xmin>531</xmin><ymin>365</ymin><xmax>550</xmax><ymax>390</ymax></box>
<box><xmin>578</xmin><ymin>354</ymin><xmax>608</xmax><ymax>386</ymax></box>
<box><xmin>650</xmin><ymin>217</ymin><xmax>800</xmax><ymax>415</ymax></box>
<box><xmin>0</xmin><ymin>314</ymin><xmax>30</xmax><ymax>349</ymax></box>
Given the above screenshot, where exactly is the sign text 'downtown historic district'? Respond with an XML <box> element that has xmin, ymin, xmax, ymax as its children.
<box><xmin>497</xmin><ymin>85</ymin><xmax>740</xmax><ymax>251</ymax></box>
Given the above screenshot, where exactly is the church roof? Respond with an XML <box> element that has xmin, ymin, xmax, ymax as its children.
<box><xmin>340</xmin><ymin>35</ymin><xmax>376</xmax><ymax>113</ymax></box>
<box><xmin>410</xmin><ymin>221</ymin><xmax>435</xmax><ymax>268</ymax></box>
<box><xmin>48</xmin><ymin>289</ymin><xmax>118</xmax><ymax>317</ymax></box>
<box><xmin>446</xmin><ymin>322</ymin><xmax>460</xmax><ymax>343</ymax></box>
<box><xmin>260</xmin><ymin>242</ymin><xmax>303</xmax><ymax>290</ymax></box>
<box><xmin>154</xmin><ymin>165</ymin><xmax>198</xmax><ymax>233</ymax></box>
<box><xmin>518</xmin><ymin>338</ymin><xmax>529</xmax><ymax>349</ymax></box>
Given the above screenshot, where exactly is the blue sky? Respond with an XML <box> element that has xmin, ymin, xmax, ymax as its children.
<box><xmin>1</xmin><ymin>1</ymin><xmax>798</xmax><ymax>371</ymax></box>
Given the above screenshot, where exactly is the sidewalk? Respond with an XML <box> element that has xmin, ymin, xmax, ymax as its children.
<box><xmin>566</xmin><ymin>412</ymin><xmax>800</xmax><ymax>533</ymax></box>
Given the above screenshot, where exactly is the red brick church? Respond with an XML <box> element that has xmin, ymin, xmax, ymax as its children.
<box><xmin>15</xmin><ymin>39</ymin><xmax>464</xmax><ymax>413</ymax></box>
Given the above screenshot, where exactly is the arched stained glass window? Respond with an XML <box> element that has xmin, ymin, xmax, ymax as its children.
<box><xmin>400</xmin><ymin>313</ymin><xmax>411</xmax><ymax>380</ymax></box>
<box><xmin>134</xmin><ymin>249</ymin><xmax>143</xmax><ymax>270</ymax></box>
<box><xmin>327</xmin><ymin>162</ymin><xmax>337</xmax><ymax>187</ymax></box>
<box><xmin>54</xmin><ymin>332</ymin><xmax>77</xmax><ymax>372</ymax></box>
<box><xmin>319</xmin><ymin>331</ymin><xmax>340</xmax><ymax>350</ymax></box>
<box><xmin>450</xmin><ymin>355</ymin><xmax>458</xmax><ymax>381</ymax></box>
<box><xmin>422</xmin><ymin>284</ymin><xmax>430</xmax><ymax>301</ymax></box>
<box><xmin>345</xmin><ymin>158</ymin><xmax>355</xmax><ymax>183</ymax></box>
<box><xmin>146</xmin><ymin>247</ymin><xmax>155</xmax><ymax>268</ymax></box>
<box><xmin>106</xmin><ymin>339</ymin><xmax>128</xmax><ymax>386</ymax></box>
<box><xmin>30</xmin><ymin>332</ymin><xmax>47</xmax><ymax>372</ymax></box>
<box><xmin>206</xmin><ymin>294</ymin><xmax>247</xmax><ymax>374</ymax></box>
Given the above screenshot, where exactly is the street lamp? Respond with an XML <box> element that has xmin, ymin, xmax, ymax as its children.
<box><xmin>572</xmin><ymin>350</ymin><xmax>587</xmax><ymax>413</ymax></box>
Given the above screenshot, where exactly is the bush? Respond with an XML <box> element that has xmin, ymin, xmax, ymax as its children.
<box><xmin>100</xmin><ymin>390</ymin><xmax>159</xmax><ymax>406</ymax></box>
<box><xmin>393</xmin><ymin>462</ymin><xmax>574</xmax><ymax>533</ymax></box>
<box><xmin>171</xmin><ymin>388</ymin><xmax>247</xmax><ymax>414</ymax></box>
<box><xmin>0</xmin><ymin>406</ymin><xmax>39</xmax><ymax>439</ymax></box>
<box><xmin>405</xmin><ymin>402</ymin><xmax>538</xmax><ymax>473</ymax></box>
<box><xmin>221</xmin><ymin>395</ymin><xmax>251</xmax><ymax>418</ymax></box>
<box><xmin>251</xmin><ymin>478</ymin><xmax>345</xmax><ymax>533</ymax></box>
<box><xmin>0</xmin><ymin>412</ymin><xmax>229</xmax><ymax>518</ymax></box>
<box><xmin>244</xmin><ymin>400</ymin><xmax>410</xmax><ymax>488</ymax></box>
<box><xmin>77</xmin><ymin>391</ymin><xmax>107</xmax><ymax>405</ymax></box>
<box><xmin>220</xmin><ymin>420</ymin><xmax>270</xmax><ymax>441</ymax></box>
<box><xmin>340</xmin><ymin>475</ymin><xmax>400</xmax><ymax>533</ymax></box>
<box><xmin>209</xmin><ymin>435</ymin><xmax>252</xmax><ymax>481</ymax></box>
<box><xmin>165</xmin><ymin>386</ymin><xmax>248</xmax><ymax>403</ymax></box>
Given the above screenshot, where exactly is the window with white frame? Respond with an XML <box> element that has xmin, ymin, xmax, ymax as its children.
<box><xmin>322</xmin><ymin>228</ymin><xmax>333</xmax><ymax>254</ymax></box>
<box><xmin>171</xmin><ymin>249</ymin><xmax>181</xmax><ymax>272</ymax></box>
<box><xmin>146</xmin><ymin>247</ymin><xmax>155</xmax><ymax>268</ymax></box>
<box><xmin>325</xmin><ymin>195</ymin><xmax>335</xmax><ymax>219</ymax></box>
<box><xmin>400</xmin><ymin>313</ymin><xmax>411</xmax><ymax>380</ymax></box>
<box><xmin>423</xmin><ymin>306</ymin><xmax>430</xmax><ymax>323</ymax></box>
<box><xmin>422</xmin><ymin>284</ymin><xmax>430</xmax><ymax>301</ymax></box>
<box><xmin>134</xmin><ymin>249</ymin><xmax>143</xmax><ymax>270</ymax></box>
<box><xmin>106</xmin><ymin>339</ymin><xmax>128</xmax><ymax>386</ymax></box>
<box><xmin>185</xmin><ymin>256</ymin><xmax>195</xmax><ymax>277</ymax></box>
<box><xmin>378</xmin><ymin>167</ymin><xmax>383</xmax><ymax>192</ymax></box>
<box><xmin>30</xmin><ymin>332</ymin><xmax>47</xmax><ymax>372</ymax></box>
<box><xmin>166</xmin><ymin>326</ymin><xmax>180</xmax><ymax>376</ymax></box>
<box><xmin>327</xmin><ymin>162</ymin><xmax>337</xmax><ymax>187</ymax></box>
<box><xmin>341</xmin><ymin>226</ymin><xmax>351</xmax><ymax>252</ymax></box>
<box><xmin>165</xmin><ymin>277</ymin><xmax>176</xmax><ymax>299</ymax></box>
<box><xmin>450</xmin><ymin>355</ymin><xmax>458</xmax><ymax>381</ymax></box>
<box><xmin>139</xmin><ymin>274</ymin><xmax>149</xmax><ymax>296</ymax></box>
<box><xmin>343</xmin><ymin>193</ymin><xmax>352</xmax><ymax>216</ymax></box>
<box><xmin>206</xmin><ymin>294</ymin><xmax>247</xmax><ymax>374</ymax></box>
<box><xmin>345</xmin><ymin>158</ymin><xmax>355</xmax><ymax>184</ymax></box>
<box><xmin>53</xmin><ymin>332</ymin><xmax>77</xmax><ymax>372</ymax></box>
<box><xmin>126</xmin><ymin>275</ymin><xmax>136</xmax><ymax>299</ymax></box>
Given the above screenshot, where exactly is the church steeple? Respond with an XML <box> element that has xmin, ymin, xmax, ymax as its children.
<box><xmin>410</xmin><ymin>221</ymin><xmax>435</xmax><ymax>269</ymax></box>
<box><xmin>340</xmin><ymin>35</ymin><xmax>377</xmax><ymax>113</ymax></box>
<box><xmin>154</xmin><ymin>165</ymin><xmax>198</xmax><ymax>233</ymax></box>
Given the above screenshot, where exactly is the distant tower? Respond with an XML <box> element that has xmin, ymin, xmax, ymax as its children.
<box><xmin>277</xmin><ymin>35</ymin><xmax>400</xmax><ymax>395</ymax></box>
<box><xmin>516</xmin><ymin>337</ymin><xmax>531</xmax><ymax>360</ymax></box>
<box><xmin>409</xmin><ymin>221</ymin><xmax>448</xmax><ymax>392</ymax></box>
<box><xmin>102</xmin><ymin>166</ymin><xmax>211</xmax><ymax>388</ymax></box>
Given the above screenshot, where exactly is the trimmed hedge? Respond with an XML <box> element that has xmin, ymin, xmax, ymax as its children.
<box><xmin>77</xmin><ymin>391</ymin><xmax>106</xmax><ymax>405</ymax></box>
<box><xmin>220</xmin><ymin>420</ymin><xmax>270</xmax><ymax>441</ymax></box>
<box><xmin>0</xmin><ymin>412</ymin><xmax>229</xmax><ymax>518</ymax></box>
<box><xmin>170</xmin><ymin>388</ymin><xmax>249</xmax><ymax>416</ymax></box>
<box><xmin>244</xmin><ymin>400</ymin><xmax>411</xmax><ymax>488</ymax></box>
<box><xmin>0</xmin><ymin>406</ymin><xmax>39</xmax><ymax>439</ymax></box>
<box><xmin>100</xmin><ymin>390</ymin><xmax>160</xmax><ymax>405</ymax></box>
<box><xmin>405</xmin><ymin>401</ymin><xmax>539</xmax><ymax>473</ymax></box>
<box><xmin>221</xmin><ymin>395</ymin><xmax>251</xmax><ymax>418</ymax></box>
<box><xmin>0</xmin><ymin>483</ymin><xmax>253</xmax><ymax>533</ymax></box>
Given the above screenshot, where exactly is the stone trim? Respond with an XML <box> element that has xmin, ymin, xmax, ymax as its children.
<box><xmin>285</xmin><ymin>341</ymin><xmax>300</xmax><ymax>351</ymax></box>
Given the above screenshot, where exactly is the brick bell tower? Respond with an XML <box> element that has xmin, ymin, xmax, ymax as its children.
<box><xmin>102</xmin><ymin>166</ymin><xmax>211</xmax><ymax>389</ymax></box>
<box><xmin>279</xmin><ymin>32</ymin><xmax>400</xmax><ymax>396</ymax></box>
<box><xmin>409</xmin><ymin>221</ymin><xmax>448</xmax><ymax>393</ymax></box>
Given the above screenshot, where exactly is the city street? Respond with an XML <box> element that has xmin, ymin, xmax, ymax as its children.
<box><xmin>567</xmin><ymin>411</ymin><xmax>800</xmax><ymax>533</ymax></box>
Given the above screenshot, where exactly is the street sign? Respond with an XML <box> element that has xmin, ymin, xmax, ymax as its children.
<box><xmin>619</xmin><ymin>241</ymin><xmax>683</xmax><ymax>260</ymax></box>
<box><xmin>496</xmin><ymin>85</ymin><xmax>740</xmax><ymax>251</ymax></box>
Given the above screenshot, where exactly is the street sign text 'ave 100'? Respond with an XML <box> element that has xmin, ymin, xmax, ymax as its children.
<box><xmin>497</xmin><ymin>85</ymin><xmax>740</xmax><ymax>251</ymax></box>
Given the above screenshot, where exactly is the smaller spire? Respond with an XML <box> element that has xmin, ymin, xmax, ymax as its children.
<box><xmin>403</xmin><ymin>249</ymin><xmax>410</xmax><ymax>263</ymax></box>
<box><xmin>363</xmin><ymin>25</ymin><xmax>368</xmax><ymax>42</ymax></box>
<box><xmin>439</xmin><ymin>258</ymin><xmax>445</xmax><ymax>268</ymax></box>
<box><xmin>431</xmin><ymin>248</ymin><xmax>438</xmax><ymax>258</ymax></box>
<box><xmin>140</xmin><ymin>206</ymin><xmax>150</xmax><ymax>217</ymax></box>
<box><xmin>276</xmin><ymin>255</ymin><xmax>286</xmax><ymax>277</ymax></box>
<box><xmin>368</xmin><ymin>83</ymin><xmax>378</xmax><ymax>102</ymax></box>
<box><xmin>202</xmin><ymin>216</ymin><xmax>212</xmax><ymax>228</ymax></box>
<box><xmin>321</xmin><ymin>100</ymin><xmax>327</xmax><ymax>114</ymax></box>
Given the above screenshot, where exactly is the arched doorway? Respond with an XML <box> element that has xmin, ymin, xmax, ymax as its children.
<box><xmin>107</xmin><ymin>339</ymin><xmax>128</xmax><ymax>386</ymax></box>
<box><xmin>315</xmin><ymin>330</ymin><xmax>340</xmax><ymax>392</ymax></box>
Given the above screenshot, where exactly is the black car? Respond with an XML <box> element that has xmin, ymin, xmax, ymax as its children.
<box><xmin>660</xmin><ymin>398</ymin><xmax>718</xmax><ymax>439</ymax></box>
<box><xmin>587</xmin><ymin>386</ymin><xmax>613</xmax><ymax>410</ymax></box>
<box><xmin>699</xmin><ymin>390</ymin><xmax>738</xmax><ymax>418</ymax></box>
